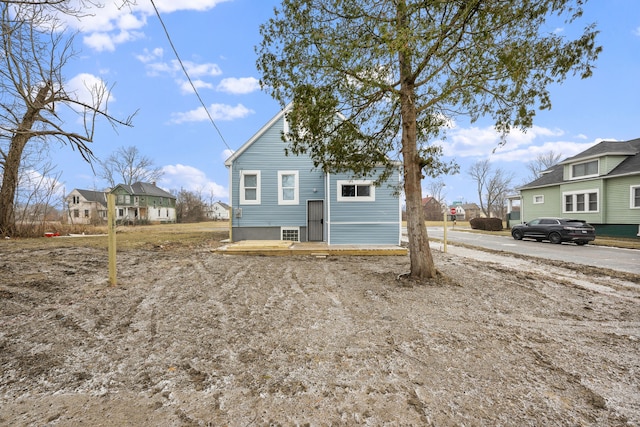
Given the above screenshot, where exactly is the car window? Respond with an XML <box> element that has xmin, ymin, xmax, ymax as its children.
<box><xmin>564</xmin><ymin>220</ymin><xmax>586</xmax><ymax>227</ymax></box>
<box><xmin>539</xmin><ymin>219</ymin><xmax>558</xmax><ymax>225</ymax></box>
<box><xmin>528</xmin><ymin>219</ymin><xmax>540</xmax><ymax>225</ymax></box>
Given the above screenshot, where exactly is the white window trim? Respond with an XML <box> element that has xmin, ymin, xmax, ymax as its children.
<box><xmin>562</xmin><ymin>189</ymin><xmax>599</xmax><ymax>213</ymax></box>
<box><xmin>337</xmin><ymin>180</ymin><xmax>375</xmax><ymax>202</ymax></box>
<box><xmin>533</xmin><ymin>195</ymin><xmax>544</xmax><ymax>204</ymax></box>
<box><xmin>631</xmin><ymin>185</ymin><xmax>640</xmax><ymax>209</ymax></box>
<box><xmin>281</xmin><ymin>226</ymin><xmax>300</xmax><ymax>242</ymax></box>
<box><xmin>569</xmin><ymin>159</ymin><xmax>599</xmax><ymax>180</ymax></box>
<box><xmin>240</xmin><ymin>170</ymin><xmax>261</xmax><ymax>205</ymax></box>
<box><xmin>278</xmin><ymin>170</ymin><xmax>299</xmax><ymax>205</ymax></box>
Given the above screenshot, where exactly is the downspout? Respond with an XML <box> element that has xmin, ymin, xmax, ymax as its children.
<box><xmin>227</xmin><ymin>164</ymin><xmax>233</xmax><ymax>242</ymax></box>
<box><xmin>398</xmin><ymin>168</ymin><xmax>403</xmax><ymax>245</ymax></box>
<box><xmin>326</xmin><ymin>172</ymin><xmax>330</xmax><ymax>244</ymax></box>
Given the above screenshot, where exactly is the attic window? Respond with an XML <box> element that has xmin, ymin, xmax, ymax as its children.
<box><xmin>570</xmin><ymin>159</ymin><xmax>598</xmax><ymax>179</ymax></box>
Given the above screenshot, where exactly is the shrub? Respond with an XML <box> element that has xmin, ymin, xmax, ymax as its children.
<box><xmin>469</xmin><ymin>217</ymin><xmax>503</xmax><ymax>231</ymax></box>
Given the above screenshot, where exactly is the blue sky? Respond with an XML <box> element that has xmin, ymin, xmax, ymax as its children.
<box><xmin>48</xmin><ymin>0</ymin><xmax>640</xmax><ymax>206</ymax></box>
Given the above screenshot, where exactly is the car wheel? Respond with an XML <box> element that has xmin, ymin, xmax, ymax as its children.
<box><xmin>512</xmin><ymin>229</ymin><xmax>523</xmax><ymax>240</ymax></box>
<box><xmin>549</xmin><ymin>232</ymin><xmax>562</xmax><ymax>244</ymax></box>
<box><xmin>576</xmin><ymin>241</ymin><xmax>587</xmax><ymax>246</ymax></box>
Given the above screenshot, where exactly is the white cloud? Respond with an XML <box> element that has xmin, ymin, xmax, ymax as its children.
<box><xmin>221</xmin><ymin>149</ymin><xmax>234</xmax><ymax>162</ymax></box>
<box><xmin>136</xmin><ymin>48</ymin><xmax>164</xmax><ymax>63</ymax></box>
<box><xmin>182</xmin><ymin>61</ymin><xmax>223</xmax><ymax>78</ymax></box>
<box><xmin>83</xmin><ymin>29</ymin><xmax>143</xmax><ymax>52</ymax></box>
<box><xmin>634</xmin><ymin>26</ymin><xmax>640</xmax><ymax>37</ymax></box>
<box><xmin>490</xmin><ymin>140</ymin><xmax>598</xmax><ymax>163</ymax></box>
<box><xmin>66</xmin><ymin>73</ymin><xmax>114</xmax><ymax>109</ymax></box>
<box><xmin>62</xmin><ymin>0</ymin><xmax>231</xmax><ymax>51</ymax></box>
<box><xmin>160</xmin><ymin>164</ymin><xmax>228</xmax><ymax>200</ymax></box>
<box><xmin>169</xmin><ymin>103</ymin><xmax>254</xmax><ymax>124</ymax></box>
<box><xmin>217</xmin><ymin>77</ymin><xmax>261</xmax><ymax>94</ymax></box>
<box><xmin>439</xmin><ymin>124</ymin><xmax>564</xmax><ymax>158</ymax></box>
<box><xmin>179</xmin><ymin>80</ymin><xmax>214</xmax><ymax>94</ymax></box>
<box><xmin>138</xmin><ymin>54</ymin><xmax>223</xmax><ymax>94</ymax></box>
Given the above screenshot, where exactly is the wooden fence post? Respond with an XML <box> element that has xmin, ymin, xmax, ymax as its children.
<box><xmin>108</xmin><ymin>193</ymin><xmax>117</xmax><ymax>286</ymax></box>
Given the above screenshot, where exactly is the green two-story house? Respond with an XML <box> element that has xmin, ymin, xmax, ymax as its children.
<box><xmin>110</xmin><ymin>182</ymin><xmax>176</xmax><ymax>224</ymax></box>
<box><xmin>517</xmin><ymin>138</ymin><xmax>640</xmax><ymax>238</ymax></box>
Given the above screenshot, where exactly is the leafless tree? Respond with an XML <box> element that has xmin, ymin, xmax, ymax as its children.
<box><xmin>97</xmin><ymin>146</ymin><xmax>163</xmax><ymax>187</ymax></box>
<box><xmin>0</xmin><ymin>2</ymin><xmax>135</xmax><ymax>236</ymax></box>
<box><xmin>14</xmin><ymin>158</ymin><xmax>64</xmax><ymax>236</ymax></box>
<box><xmin>424</xmin><ymin>178</ymin><xmax>447</xmax><ymax>205</ymax></box>
<box><xmin>468</xmin><ymin>160</ymin><xmax>514</xmax><ymax>218</ymax></box>
<box><xmin>526</xmin><ymin>150</ymin><xmax>563</xmax><ymax>182</ymax></box>
<box><xmin>175</xmin><ymin>189</ymin><xmax>207</xmax><ymax>223</ymax></box>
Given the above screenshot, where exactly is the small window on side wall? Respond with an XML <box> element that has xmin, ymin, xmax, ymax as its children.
<box><xmin>278</xmin><ymin>171</ymin><xmax>299</xmax><ymax>205</ymax></box>
<box><xmin>337</xmin><ymin>180</ymin><xmax>375</xmax><ymax>202</ymax></box>
<box><xmin>631</xmin><ymin>186</ymin><xmax>640</xmax><ymax>209</ymax></box>
<box><xmin>533</xmin><ymin>195</ymin><xmax>544</xmax><ymax>204</ymax></box>
<box><xmin>240</xmin><ymin>170</ymin><xmax>261</xmax><ymax>205</ymax></box>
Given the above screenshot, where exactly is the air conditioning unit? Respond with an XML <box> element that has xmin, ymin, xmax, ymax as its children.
<box><xmin>234</xmin><ymin>208</ymin><xmax>242</xmax><ymax>218</ymax></box>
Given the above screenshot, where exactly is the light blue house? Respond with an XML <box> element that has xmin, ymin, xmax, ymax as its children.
<box><xmin>224</xmin><ymin>106</ymin><xmax>402</xmax><ymax>245</ymax></box>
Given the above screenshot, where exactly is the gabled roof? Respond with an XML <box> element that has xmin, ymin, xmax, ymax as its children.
<box><xmin>462</xmin><ymin>203</ymin><xmax>481</xmax><ymax>210</ymax></box>
<box><xmin>422</xmin><ymin>196</ymin><xmax>438</xmax><ymax>204</ymax></box>
<box><xmin>76</xmin><ymin>189</ymin><xmax>107</xmax><ymax>204</ymax></box>
<box><xmin>213</xmin><ymin>201</ymin><xmax>230</xmax><ymax>209</ymax></box>
<box><xmin>559</xmin><ymin>138</ymin><xmax>640</xmax><ymax>164</ymax></box>
<box><xmin>224</xmin><ymin>103</ymin><xmax>402</xmax><ymax>169</ymax></box>
<box><xmin>111</xmin><ymin>182</ymin><xmax>175</xmax><ymax>199</ymax></box>
<box><xmin>519</xmin><ymin>138</ymin><xmax>640</xmax><ymax>190</ymax></box>
<box><xmin>224</xmin><ymin>103</ymin><xmax>292</xmax><ymax>167</ymax></box>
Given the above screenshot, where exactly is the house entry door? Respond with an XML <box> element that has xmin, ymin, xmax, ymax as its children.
<box><xmin>307</xmin><ymin>200</ymin><xmax>324</xmax><ymax>242</ymax></box>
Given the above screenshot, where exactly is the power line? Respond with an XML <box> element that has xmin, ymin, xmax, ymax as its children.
<box><xmin>149</xmin><ymin>0</ymin><xmax>231</xmax><ymax>151</ymax></box>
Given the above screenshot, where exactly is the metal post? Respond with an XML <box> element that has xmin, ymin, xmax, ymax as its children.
<box><xmin>443</xmin><ymin>209</ymin><xmax>447</xmax><ymax>253</ymax></box>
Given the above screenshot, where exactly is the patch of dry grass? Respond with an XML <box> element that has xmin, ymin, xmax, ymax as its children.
<box><xmin>2</xmin><ymin>222</ymin><xmax>230</xmax><ymax>251</ymax></box>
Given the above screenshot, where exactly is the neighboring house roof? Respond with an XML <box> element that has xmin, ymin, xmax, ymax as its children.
<box><xmin>112</xmin><ymin>182</ymin><xmax>176</xmax><ymax>199</ymax></box>
<box><xmin>421</xmin><ymin>196</ymin><xmax>439</xmax><ymax>205</ymax></box>
<box><xmin>75</xmin><ymin>189</ymin><xmax>107</xmax><ymax>205</ymax></box>
<box><xmin>461</xmin><ymin>203</ymin><xmax>480</xmax><ymax>210</ymax></box>
<box><xmin>213</xmin><ymin>201</ymin><xmax>230</xmax><ymax>210</ymax></box>
<box><xmin>519</xmin><ymin>138</ymin><xmax>640</xmax><ymax>190</ymax></box>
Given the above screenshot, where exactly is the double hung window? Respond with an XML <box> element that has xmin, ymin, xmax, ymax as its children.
<box><xmin>240</xmin><ymin>171</ymin><xmax>261</xmax><ymax>204</ymax></box>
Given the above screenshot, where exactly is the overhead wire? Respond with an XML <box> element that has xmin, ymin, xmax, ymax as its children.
<box><xmin>149</xmin><ymin>0</ymin><xmax>231</xmax><ymax>151</ymax></box>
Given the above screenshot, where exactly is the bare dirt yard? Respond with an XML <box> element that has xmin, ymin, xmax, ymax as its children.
<box><xmin>1</xmin><ymin>227</ymin><xmax>639</xmax><ymax>426</ymax></box>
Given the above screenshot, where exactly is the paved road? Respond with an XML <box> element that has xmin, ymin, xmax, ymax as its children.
<box><xmin>414</xmin><ymin>227</ymin><xmax>640</xmax><ymax>275</ymax></box>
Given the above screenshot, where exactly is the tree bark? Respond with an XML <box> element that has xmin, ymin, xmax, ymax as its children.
<box><xmin>397</xmin><ymin>0</ymin><xmax>436</xmax><ymax>279</ymax></box>
<box><xmin>401</xmin><ymin>97</ymin><xmax>437</xmax><ymax>279</ymax></box>
<box><xmin>0</xmin><ymin>82</ymin><xmax>51</xmax><ymax>236</ymax></box>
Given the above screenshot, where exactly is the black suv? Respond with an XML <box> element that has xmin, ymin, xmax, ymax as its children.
<box><xmin>511</xmin><ymin>218</ymin><xmax>596</xmax><ymax>245</ymax></box>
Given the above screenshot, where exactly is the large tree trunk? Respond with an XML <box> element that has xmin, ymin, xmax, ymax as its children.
<box><xmin>401</xmin><ymin>99</ymin><xmax>437</xmax><ymax>280</ymax></box>
<box><xmin>0</xmin><ymin>83</ymin><xmax>50</xmax><ymax>237</ymax></box>
<box><xmin>397</xmin><ymin>0</ymin><xmax>436</xmax><ymax>280</ymax></box>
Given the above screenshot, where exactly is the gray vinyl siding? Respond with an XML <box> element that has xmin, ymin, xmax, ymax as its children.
<box><xmin>230</xmin><ymin>118</ymin><xmax>324</xmax><ymax>230</ymax></box>
<box><xmin>328</xmin><ymin>168</ymin><xmax>401</xmax><ymax>245</ymax></box>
